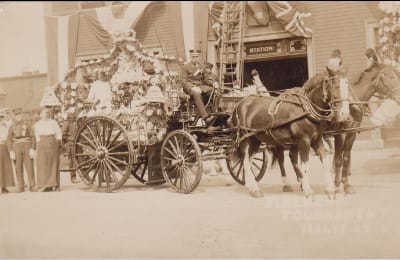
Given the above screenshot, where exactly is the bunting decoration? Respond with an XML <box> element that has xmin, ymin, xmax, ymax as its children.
<box><xmin>45</xmin><ymin>2</ymin><xmax>155</xmax><ymax>86</ymax></box>
<box><xmin>209</xmin><ymin>1</ymin><xmax>312</xmax><ymax>38</ymax></box>
<box><xmin>45</xmin><ymin>13</ymin><xmax>80</xmax><ymax>85</ymax></box>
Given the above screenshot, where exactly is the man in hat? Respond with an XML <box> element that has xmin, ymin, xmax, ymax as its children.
<box><xmin>3</xmin><ymin>108</ymin><xmax>13</xmax><ymax>129</ymax></box>
<box><xmin>7</xmin><ymin>108</ymin><xmax>37</xmax><ymax>192</ymax></box>
<box><xmin>0</xmin><ymin>108</ymin><xmax>15</xmax><ymax>193</ymax></box>
<box><xmin>180</xmin><ymin>49</ymin><xmax>218</xmax><ymax>125</ymax></box>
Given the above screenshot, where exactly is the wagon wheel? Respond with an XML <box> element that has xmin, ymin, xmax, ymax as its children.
<box><xmin>161</xmin><ymin>130</ymin><xmax>203</xmax><ymax>194</ymax></box>
<box><xmin>226</xmin><ymin>148</ymin><xmax>268</xmax><ymax>185</ymax></box>
<box><xmin>72</xmin><ymin>116</ymin><xmax>133</xmax><ymax>192</ymax></box>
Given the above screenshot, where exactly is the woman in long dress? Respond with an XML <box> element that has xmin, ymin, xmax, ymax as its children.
<box><xmin>0</xmin><ymin>109</ymin><xmax>15</xmax><ymax>193</ymax></box>
<box><xmin>34</xmin><ymin>108</ymin><xmax>62</xmax><ymax>192</ymax></box>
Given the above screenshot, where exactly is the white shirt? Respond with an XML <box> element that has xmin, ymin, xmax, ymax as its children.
<box><xmin>88</xmin><ymin>80</ymin><xmax>113</xmax><ymax>109</ymax></box>
<box><xmin>0</xmin><ymin>124</ymin><xmax>8</xmax><ymax>143</ymax></box>
<box><xmin>34</xmin><ymin>119</ymin><xmax>62</xmax><ymax>142</ymax></box>
<box><xmin>4</xmin><ymin>119</ymin><xmax>12</xmax><ymax>129</ymax></box>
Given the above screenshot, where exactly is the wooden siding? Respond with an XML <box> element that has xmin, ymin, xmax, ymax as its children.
<box><xmin>0</xmin><ymin>73</ymin><xmax>48</xmax><ymax>109</ymax></box>
<box><xmin>135</xmin><ymin>3</ymin><xmax>181</xmax><ymax>71</ymax></box>
<box><xmin>309</xmin><ymin>1</ymin><xmax>377</xmax><ymax>79</ymax></box>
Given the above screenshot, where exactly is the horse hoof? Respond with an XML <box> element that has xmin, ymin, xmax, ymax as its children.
<box><xmin>325</xmin><ymin>190</ymin><xmax>336</xmax><ymax>200</ymax></box>
<box><xmin>344</xmin><ymin>184</ymin><xmax>356</xmax><ymax>194</ymax></box>
<box><xmin>282</xmin><ymin>185</ymin><xmax>294</xmax><ymax>192</ymax></box>
<box><xmin>250</xmin><ymin>190</ymin><xmax>264</xmax><ymax>198</ymax></box>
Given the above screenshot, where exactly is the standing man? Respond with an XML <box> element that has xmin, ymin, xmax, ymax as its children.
<box><xmin>180</xmin><ymin>50</ymin><xmax>218</xmax><ymax>125</ymax></box>
<box><xmin>3</xmin><ymin>108</ymin><xmax>13</xmax><ymax>129</ymax></box>
<box><xmin>0</xmin><ymin>108</ymin><xmax>15</xmax><ymax>194</ymax></box>
<box><xmin>7</xmin><ymin>108</ymin><xmax>37</xmax><ymax>192</ymax></box>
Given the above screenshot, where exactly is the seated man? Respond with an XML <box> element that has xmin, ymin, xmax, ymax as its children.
<box><xmin>87</xmin><ymin>71</ymin><xmax>113</xmax><ymax>111</ymax></box>
<box><xmin>180</xmin><ymin>49</ymin><xmax>217</xmax><ymax>124</ymax></box>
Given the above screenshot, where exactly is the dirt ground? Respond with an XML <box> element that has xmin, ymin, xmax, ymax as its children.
<box><xmin>1</xmin><ymin>146</ymin><xmax>400</xmax><ymax>259</ymax></box>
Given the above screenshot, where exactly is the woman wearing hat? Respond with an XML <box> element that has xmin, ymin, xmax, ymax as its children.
<box><xmin>0</xmin><ymin>109</ymin><xmax>15</xmax><ymax>194</ymax></box>
<box><xmin>34</xmin><ymin>107</ymin><xmax>62</xmax><ymax>192</ymax></box>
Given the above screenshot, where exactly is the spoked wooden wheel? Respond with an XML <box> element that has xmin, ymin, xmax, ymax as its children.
<box><xmin>161</xmin><ymin>130</ymin><xmax>202</xmax><ymax>194</ymax></box>
<box><xmin>72</xmin><ymin>116</ymin><xmax>133</xmax><ymax>192</ymax></box>
<box><xmin>226</xmin><ymin>148</ymin><xmax>268</xmax><ymax>185</ymax></box>
<box><xmin>130</xmin><ymin>150</ymin><xmax>165</xmax><ymax>186</ymax></box>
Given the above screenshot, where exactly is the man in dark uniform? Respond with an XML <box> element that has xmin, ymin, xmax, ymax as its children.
<box><xmin>7</xmin><ymin>108</ymin><xmax>37</xmax><ymax>192</ymax></box>
<box><xmin>180</xmin><ymin>50</ymin><xmax>218</xmax><ymax>124</ymax></box>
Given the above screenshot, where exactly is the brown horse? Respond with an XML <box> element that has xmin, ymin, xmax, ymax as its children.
<box><xmin>231</xmin><ymin>68</ymin><xmax>351</xmax><ymax>199</ymax></box>
<box><xmin>271</xmin><ymin>61</ymin><xmax>400</xmax><ymax>194</ymax></box>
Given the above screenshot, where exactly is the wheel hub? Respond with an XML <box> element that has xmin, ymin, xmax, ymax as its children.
<box><xmin>172</xmin><ymin>154</ymin><xmax>185</xmax><ymax>166</ymax></box>
<box><xmin>96</xmin><ymin>147</ymin><xmax>108</xmax><ymax>160</ymax></box>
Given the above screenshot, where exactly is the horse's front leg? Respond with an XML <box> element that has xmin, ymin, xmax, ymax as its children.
<box><xmin>288</xmin><ymin>145</ymin><xmax>304</xmax><ymax>186</ymax></box>
<box><xmin>333</xmin><ymin>135</ymin><xmax>344</xmax><ymax>188</ymax></box>
<box><xmin>242</xmin><ymin>140</ymin><xmax>263</xmax><ymax>198</ymax></box>
<box><xmin>312</xmin><ymin>138</ymin><xmax>336</xmax><ymax>200</ymax></box>
<box><xmin>298</xmin><ymin>139</ymin><xmax>314</xmax><ymax>199</ymax></box>
<box><xmin>275</xmin><ymin>146</ymin><xmax>294</xmax><ymax>192</ymax></box>
<box><xmin>341</xmin><ymin>132</ymin><xmax>357</xmax><ymax>194</ymax></box>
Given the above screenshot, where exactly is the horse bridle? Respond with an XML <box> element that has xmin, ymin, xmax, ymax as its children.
<box><xmin>305</xmin><ymin>74</ymin><xmax>346</xmax><ymax>121</ymax></box>
<box><xmin>372</xmin><ymin>67</ymin><xmax>400</xmax><ymax>103</ymax></box>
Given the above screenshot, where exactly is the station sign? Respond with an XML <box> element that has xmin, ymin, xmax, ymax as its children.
<box><xmin>245</xmin><ymin>40</ymin><xmax>282</xmax><ymax>56</ymax></box>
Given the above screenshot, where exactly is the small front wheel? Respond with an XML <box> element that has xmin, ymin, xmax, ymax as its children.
<box><xmin>161</xmin><ymin>130</ymin><xmax>202</xmax><ymax>193</ymax></box>
<box><xmin>226</xmin><ymin>148</ymin><xmax>268</xmax><ymax>185</ymax></box>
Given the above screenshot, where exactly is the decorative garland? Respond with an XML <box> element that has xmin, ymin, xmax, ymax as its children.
<box><xmin>53</xmin><ymin>29</ymin><xmax>183</xmax><ymax>119</ymax></box>
<box><xmin>50</xmin><ymin>29</ymin><xmax>184</xmax><ymax>145</ymax></box>
<box><xmin>377</xmin><ymin>1</ymin><xmax>400</xmax><ymax>70</ymax></box>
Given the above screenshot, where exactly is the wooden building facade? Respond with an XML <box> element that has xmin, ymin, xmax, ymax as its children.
<box><xmin>44</xmin><ymin>1</ymin><xmax>399</xmax><ymax>147</ymax></box>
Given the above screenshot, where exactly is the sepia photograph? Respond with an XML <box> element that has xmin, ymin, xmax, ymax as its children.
<box><xmin>0</xmin><ymin>1</ymin><xmax>400</xmax><ymax>259</ymax></box>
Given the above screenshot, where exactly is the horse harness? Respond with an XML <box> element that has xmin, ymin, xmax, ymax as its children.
<box><xmin>234</xmin><ymin>74</ymin><xmax>342</xmax><ymax>147</ymax></box>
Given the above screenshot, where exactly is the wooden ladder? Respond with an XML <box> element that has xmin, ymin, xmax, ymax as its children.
<box><xmin>218</xmin><ymin>1</ymin><xmax>245</xmax><ymax>89</ymax></box>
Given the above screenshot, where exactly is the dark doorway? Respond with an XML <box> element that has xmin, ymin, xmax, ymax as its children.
<box><xmin>243</xmin><ymin>57</ymin><xmax>308</xmax><ymax>96</ymax></box>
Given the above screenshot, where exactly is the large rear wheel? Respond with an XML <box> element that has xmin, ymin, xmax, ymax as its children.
<box><xmin>72</xmin><ymin>116</ymin><xmax>133</xmax><ymax>192</ymax></box>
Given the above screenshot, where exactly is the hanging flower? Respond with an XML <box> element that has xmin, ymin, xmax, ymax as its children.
<box><xmin>70</xmin><ymin>98</ymin><xmax>75</xmax><ymax>105</ymax></box>
<box><xmin>61</xmin><ymin>82</ymin><xmax>68</xmax><ymax>89</ymax></box>
<box><xmin>71</xmin><ymin>83</ymin><xmax>77</xmax><ymax>90</ymax></box>
<box><xmin>126</xmin><ymin>44</ymin><xmax>136</xmax><ymax>52</ymax></box>
<box><xmin>71</xmin><ymin>91</ymin><xmax>76</xmax><ymax>97</ymax></box>
<box><xmin>384</xmin><ymin>25</ymin><xmax>391</xmax><ymax>32</ymax></box>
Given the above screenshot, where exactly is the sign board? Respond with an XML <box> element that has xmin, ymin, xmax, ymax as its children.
<box><xmin>245</xmin><ymin>40</ymin><xmax>282</xmax><ymax>56</ymax></box>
